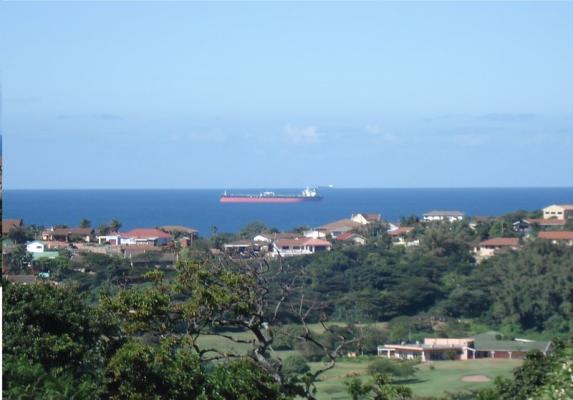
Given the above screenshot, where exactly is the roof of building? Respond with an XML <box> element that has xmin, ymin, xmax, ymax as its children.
<box><xmin>479</xmin><ymin>237</ymin><xmax>520</xmax><ymax>247</ymax></box>
<box><xmin>45</xmin><ymin>227</ymin><xmax>94</xmax><ymax>236</ymax></box>
<box><xmin>544</xmin><ymin>204</ymin><xmax>573</xmax><ymax>210</ymax></box>
<box><xmin>2</xmin><ymin>219</ymin><xmax>23</xmax><ymax>233</ymax></box>
<box><xmin>383</xmin><ymin>333</ymin><xmax>551</xmax><ymax>353</ymax></box>
<box><xmin>255</xmin><ymin>232</ymin><xmax>301</xmax><ymax>240</ymax></box>
<box><xmin>336</xmin><ymin>232</ymin><xmax>366</xmax><ymax>241</ymax></box>
<box><xmin>275</xmin><ymin>238</ymin><xmax>309</xmax><ymax>247</ymax></box>
<box><xmin>388</xmin><ymin>227</ymin><xmax>415</xmax><ymax>237</ymax></box>
<box><xmin>473</xmin><ymin>332</ymin><xmax>551</xmax><ymax>353</ymax></box>
<box><xmin>352</xmin><ymin>213</ymin><xmax>381</xmax><ymax>222</ymax></box>
<box><xmin>121</xmin><ymin>228</ymin><xmax>173</xmax><ymax>239</ymax></box>
<box><xmin>304</xmin><ymin>238</ymin><xmax>332</xmax><ymax>246</ymax></box>
<box><xmin>224</xmin><ymin>240</ymin><xmax>256</xmax><ymax>248</ymax></box>
<box><xmin>538</xmin><ymin>231</ymin><xmax>573</xmax><ymax>241</ymax></box>
<box><xmin>524</xmin><ymin>218</ymin><xmax>566</xmax><ymax>226</ymax></box>
<box><xmin>424</xmin><ymin>211</ymin><xmax>465</xmax><ymax>217</ymax></box>
<box><xmin>159</xmin><ymin>225</ymin><xmax>198</xmax><ymax>234</ymax></box>
<box><xmin>319</xmin><ymin>219</ymin><xmax>362</xmax><ymax>230</ymax></box>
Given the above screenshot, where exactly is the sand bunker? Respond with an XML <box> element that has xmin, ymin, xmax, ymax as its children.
<box><xmin>462</xmin><ymin>375</ymin><xmax>491</xmax><ymax>382</ymax></box>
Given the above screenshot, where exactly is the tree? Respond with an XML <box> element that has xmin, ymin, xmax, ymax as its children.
<box><xmin>282</xmin><ymin>355</ymin><xmax>310</xmax><ymax>376</ymax></box>
<box><xmin>7</xmin><ymin>226</ymin><xmax>31</xmax><ymax>244</ymax></box>
<box><xmin>2</xmin><ymin>281</ymin><xmax>121</xmax><ymax>399</ymax></box>
<box><xmin>80</xmin><ymin>218</ymin><xmax>91</xmax><ymax>228</ymax></box>
<box><xmin>478</xmin><ymin>339</ymin><xmax>573</xmax><ymax>400</ymax></box>
<box><xmin>367</xmin><ymin>359</ymin><xmax>417</xmax><ymax>379</ymax></box>
<box><xmin>239</xmin><ymin>221</ymin><xmax>270</xmax><ymax>239</ymax></box>
<box><xmin>346</xmin><ymin>374</ymin><xmax>412</xmax><ymax>400</ymax></box>
<box><xmin>101</xmin><ymin>256</ymin><xmax>357</xmax><ymax>399</ymax></box>
<box><xmin>110</xmin><ymin>219</ymin><xmax>122</xmax><ymax>232</ymax></box>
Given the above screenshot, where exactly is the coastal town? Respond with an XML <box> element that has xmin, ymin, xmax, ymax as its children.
<box><xmin>3</xmin><ymin>203</ymin><xmax>573</xmax><ymax>283</ymax></box>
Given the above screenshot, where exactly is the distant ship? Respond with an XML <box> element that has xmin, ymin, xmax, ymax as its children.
<box><xmin>220</xmin><ymin>187</ymin><xmax>323</xmax><ymax>203</ymax></box>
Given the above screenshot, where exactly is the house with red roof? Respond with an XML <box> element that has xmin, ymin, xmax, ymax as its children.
<box><xmin>388</xmin><ymin>227</ymin><xmax>418</xmax><ymax>247</ymax></box>
<box><xmin>351</xmin><ymin>213</ymin><xmax>381</xmax><ymax>225</ymax></box>
<box><xmin>474</xmin><ymin>237</ymin><xmax>520</xmax><ymax>261</ymax></box>
<box><xmin>119</xmin><ymin>228</ymin><xmax>173</xmax><ymax>246</ymax></box>
<box><xmin>271</xmin><ymin>237</ymin><xmax>331</xmax><ymax>257</ymax></box>
<box><xmin>2</xmin><ymin>219</ymin><xmax>23</xmax><ymax>235</ymax></box>
<box><xmin>42</xmin><ymin>227</ymin><xmax>95</xmax><ymax>243</ymax></box>
<box><xmin>538</xmin><ymin>231</ymin><xmax>573</xmax><ymax>246</ymax></box>
<box><xmin>336</xmin><ymin>232</ymin><xmax>366</xmax><ymax>245</ymax></box>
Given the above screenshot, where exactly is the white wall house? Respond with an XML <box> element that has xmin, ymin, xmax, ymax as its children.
<box><xmin>423</xmin><ymin>211</ymin><xmax>465</xmax><ymax>222</ymax></box>
<box><xmin>271</xmin><ymin>238</ymin><xmax>331</xmax><ymax>257</ymax></box>
<box><xmin>543</xmin><ymin>204</ymin><xmax>573</xmax><ymax>220</ymax></box>
<box><xmin>302</xmin><ymin>229</ymin><xmax>327</xmax><ymax>239</ymax></box>
<box><xmin>97</xmin><ymin>234</ymin><xmax>121</xmax><ymax>245</ymax></box>
<box><xmin>26</xmin><ymin>241</ymin><xmax>45</xmax><ymax>253</ymax></box>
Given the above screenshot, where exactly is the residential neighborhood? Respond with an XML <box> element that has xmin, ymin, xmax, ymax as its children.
<box><xmin>3</xmin><ymin>202</ymin><xmax>573</xmax><ymax>281</ymax></box>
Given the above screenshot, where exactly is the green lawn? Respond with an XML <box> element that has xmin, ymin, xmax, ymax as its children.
<box><xmin>312</xmin><ymin>358</ymin><xmax>521</xmax><ymax>400</ymax></box>
<box><xmin>192</xmin><ymin>329</ymin><xmax>521</xmax><ymax>399</ymax></box>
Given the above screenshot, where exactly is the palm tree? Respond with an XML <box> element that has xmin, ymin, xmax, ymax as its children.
<box><xmin>110</xmin><ymin>219</ymin><xmax>122</xmax><ymax>232</ymax></box>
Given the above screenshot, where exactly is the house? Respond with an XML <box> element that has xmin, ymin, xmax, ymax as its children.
<box><xmin>542</xmin><ymin>204</ymin><xmax>573</xmax><ymax>220</ymax></box>
<box><xmin>379</xmin><ymin>334</ymin><xmax>551</xmax><ymax>362</ymax></box>
<box><xmin>336</xmin><ymin>232</ymin><xmax>366</xmax><ymax>245</ymax></box>
<box><xmin>120</xmin><ymin>228</ymin><xmax>173</xmax><ymax>246</ymax></box>
<box><xmin>223</xmin><ymin>240</ymin><xmax>265</xmax><ymax>256</ymax></box>
<box><xmin>97</xmin><ymin>234</ymin><xmax>122</xmax><ymax>245</ymax></box>
<box><xmin>474</xmin><ymin>237</ymin><xmax>520</xmax><ymax>260</ymax></box>
<box><xmin>538</xmin><ymin>231</ymin><xmax>573</xmax><ymax>245</ymax></box>
<box><xmin>2</xmin><ymin>218</ymin><xmax>23</xmax><ymax>234</ymax></box>
<box><xmin>513</xmin><ymin>218</ymin><xmax>565</xmax><ymax>233</ymax></box>
<box><xmin>253</xmin><ymin>232</ymin><xmax>300</xmax><ymax>243</ymax></box>
<box><xmin>423</xmin><ymin>211</ymin><xmax>465</xmax><ymax>222</ymax></box>
<box><xmin>350</xmin><ymin>213</ymin><xmax>381</xmax><ymax>225</ymax></box>
<box><xmin>317</xmin><ymin>219</ymin><xmax>362</xmax><ymax>238</ymax></box>
<box><xmin>388</xmin><ymin>227</ymin><xmax>418</xmax><ymax>246</ymax></box>
<box><xmin>26</xmin><ymin>241</ymin><xmax>45</xmax><ymax>253</ymax></box>
<box><xmin>42</xmin><ymin>227</ymin><xmax>95</xmax><ymax>243</ymax></box>
<box><xmin>159</xmin><ymin>225</ymin><xmax>199</xmax><ymax>240</ymax></box>
<box><xmin>302</xmin><ymin>229</ymin><xmax>327</xmax><ymax>239</ymax></box>
<box><xmin>271</xmin><ymin>237</ymin><xmax>331</xmax><ymax>257</ymax></box>
<box><xmin>386</xmin><ymin>222</ymin><xmax>401</xmax><ymax>232</ymax></box>
<box><xmin>378</xmin><ymin>338</ymin><xmax>475</xmax><ymax>361</ymax></box>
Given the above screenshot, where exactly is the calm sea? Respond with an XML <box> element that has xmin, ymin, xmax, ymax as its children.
<box><xmin>4</xmin><ymin>188</ymin><xmax>573</xmax><ymax>235</ymax></box>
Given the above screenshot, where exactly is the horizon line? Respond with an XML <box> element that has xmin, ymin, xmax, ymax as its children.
<box><xmin>4</xmin><ymin>186</ymin><xmax>573</xmax><ymax>191</ymax></box>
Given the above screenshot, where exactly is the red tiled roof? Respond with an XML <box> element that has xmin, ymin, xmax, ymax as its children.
<box><xmin>274</xmin><ymin>238</ymin><xmax>308</xmax><ymax>247</ymax></box>
<box><xmin>319</xmin><ymin>219</ymin><xmax>362</xmax><ymax>230</ymax></box>
<box><xmin>388</xmin><ymin>227</ymin><xmax>414</xmax><ymax>237</ymax></box>
<box><xmin>479</xmin><ymin>238</ymin><xmax>519</xmax><ymax>247</ymax></box>
<box><xmin>121</xmin><ymin>228</ymin><xmax>172</xmax><ymax>239</ymax></box>
<box><xmin>538</xmin><ymin>231</ymin><xmax>573</xmax><ymax>241</ymax></box>
<box><xmin>336</xmin><ymin>232</ymin><xmax>365</xmax><ymax>241</ymax></box>
<box><xmin>304</xmin><ymin>238</ymin><xmax>331</xmax><ymax>246</ymax></box>
<box><xmin>45</xmin><ymin>228</ymin><xmax>94</xmax><ymax>236</ymax></box>
<box><xmin>2</xmin><ymin>219</ymin><xmax>23</xmax><ymax>233</ymax></box>
<box><xmin>525</xmin><ymin>218</ymin><xmax>566</xmax><ymax>226</ymax></box>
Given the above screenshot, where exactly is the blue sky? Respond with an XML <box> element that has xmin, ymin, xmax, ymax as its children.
<box><xmin>2</xmin><ymin>2</ymin><xmax>572</xmax><ymax>189</ymax></box>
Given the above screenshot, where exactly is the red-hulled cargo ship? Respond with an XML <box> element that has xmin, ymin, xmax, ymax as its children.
<box><xmin>220</xmin><ymin>187</ymin><xmax>322</xmax><ymax>203</ymax></box>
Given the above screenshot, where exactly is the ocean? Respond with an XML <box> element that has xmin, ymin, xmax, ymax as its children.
<box><xmin>3</xmin><ymin>188</ymin><xmax>573</xmax><ymax>235</ymax></box>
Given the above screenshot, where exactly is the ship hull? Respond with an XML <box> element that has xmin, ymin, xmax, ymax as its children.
<box><xmin>220</xmin><ymin>196</ymin><xmax>322</xmax><ymax>203</ymax></box>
